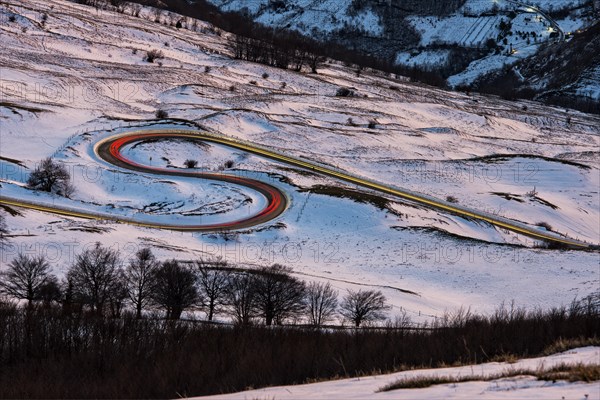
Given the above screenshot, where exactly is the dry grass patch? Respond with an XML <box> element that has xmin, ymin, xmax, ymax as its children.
<box><xmin>379</xmin><ymin>363</ymin><xmax>600</xmax><ymax>392</ymax></box>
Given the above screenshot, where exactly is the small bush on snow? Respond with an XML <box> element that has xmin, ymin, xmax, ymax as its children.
<box><xmin>145</xmin><ymin>49</ymin><xmax>164</xmax><ymax>63</ymax></box>
<box><xmin>336</xmin><ymin>87</ymin><xmax>354</xmax><ymax>97</ymax></box>
<box><xmin>184</xmin><ymin>159</ymin><xmax>198</xmax><ymax>168</ymax></box>
<box><xmin>155</xmin><ymin>109</ymin><xmax>168</xmax><ymax>119</ymax></box>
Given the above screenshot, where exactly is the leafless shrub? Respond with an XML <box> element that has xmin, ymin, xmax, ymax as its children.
<box><xmin>155</xmin><ymin>109</ymin><xmax>168</xmax><ymax>118</ymax></box>
<box><xmin>145</xmin><ymin>49</ymin><xmax>164</xmax><ymax>63</ymax></box>
<box><xmin>305</xmin><ymin>282</ymin><xmax>338</xmax><ymax>326</ymax></box>
<box><xmin>225</xmin><ymin>271</ymin><xmax>257</xmax><ymax>325</ymax></box>
<box><xmin>0</xmin><ymin>253</ymin><xmax>53</xmax><ymax>305</ymax></box>
<box><xmin>308</xmin><ymin>53</ymin><xmax>325</xmax><ymax>73</ymax></box>
<box><xmin>252</xmin><ymin>265</ymin><xmax>306</xmax><ymax>326</ymax></box>
<box><xmin>67</xmin><ymin>243</ymin><xmax>123</xmax><ymax>316</ymax></box>
<box><xmin>195</xmin><ymin>259</ymin><xmax>230</xmax><ymax>321</ymax></box>
<box><xmin>130</xmin><ymin>3</ymin><xmax>142</xmax><ymax>17</ymax></box>
<box><xmin>336</xmin><ymin>87</ymin><xmax>354</xmax><ymax>97</ymax></box>
<box><xmin>526</xmin><ymin>186</ymin><xmax>538</xmax><ymax>197</ymax></box>
<box><xmin>184</xmin><ymin>159</ymin><xmax>198</xmax><ymax>168</ymax></box>
<box><xmin>339</xmin><ymin>289</ymin><xmax>391</xmax><ymax>327</ymax></box>
<box><xmin>27</xmin><ymin>157</ymin><xmax>74</xmax><ymax>197</ymax></box>
<box><xmin>37</xmin><ymin>276</ymin><xmax>62</xmax><ymax>304</ymax></box>
<box><xmin>125</xmin><ymin>248</ymin><xmax>158</xmax><ymax>319</ymax></box>
<box><xmin>152</xmin><ymin>8</ymin><xmax>162</xmax><ymax>22</ymax></box>
<box><xmin>150</xmin><ymin>260</ymin><xmax>198</xmax><ymax>320</ymax></box>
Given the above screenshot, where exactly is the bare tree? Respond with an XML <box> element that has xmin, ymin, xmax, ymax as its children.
<box><xmin>151</xmin><ymin>260</ymin><xmax>197</xmax><ymax>320</ymax></box>
<box><xmin>152</xmin><ymin>7</ymin><xmax>162</xmax><ymax>23</ymax></box>
<box><xmin>27</xmin><ymin>157</ymin><xmax>74</xmax><ymax>197</ymax></box>
<box><xmin>0</xmin><ymin>253</ymin><xmax>53</xmax><ymax>306</ymax></box>
<box><xmin>61</xmin><ymin>277</ymin><xmax>81</xmax><ymax>315</ymax></box>
<box><xmin>0</xmin><ymin>211</ymin><xmax>8</xmax><ymax>246</ymax></box>
<box><xmin>184</xmin><ymin>159</ymin><xmax>198</xmax><ymax>168</ymax></box>
<box><xmin>225</xmin><ymin>272</ymin><xmax>257</xmax><ymax>325</ymax></box>
<box><xmin>67</xmin><ymin>243</ymin><xmax>122</xmax><ymax>315</ymax></box>
<box><xmin>108</xmin><ymin>276</ymin><xmax>128</xmax><ymax>318</ymax></box>
<box><xmin>195</xmin><ymin>258</ymin><xmax>230</xmax><ymax>321</ymax></box>
<box><xmin>154</xmin><ymin>108</ymin><xmax>168</xmax><ymax>117</ymax></box>
<box><xmin>36</xmin><ymin>275</ymin><xmax>62</xmax><ymax>305</ymax></box>
<box><xmin>252</xmin><ymin>265</ymin><xmax>306</xmax><ymax>326</ymax></box>
<box><xmin>306</xmin><ymin>282</ymin><xmax>338</xmax><ymax>326</ymax></box>
<box><xmin>109</xmin><ymin>0</ymin><xmax>126</xmax><ymax>13</ymax></box>
<box><xmin>130</xmin><ymin>3</ymin><xmax>142</xmax><ymax>17</ymax></box>
<box><xmin>339</xmin><ymin>289</ymin><xmax>391</xmax><ymax>327</ymax></box>
<box><xmin>307</xmin><ymin>53</ymin><xmax>325</xmax><ymax>73</ymax></box>
<box><xmin>125</xmin><ymin>248</ymin><xmax>158</xmax><ymax>318</ymax></box>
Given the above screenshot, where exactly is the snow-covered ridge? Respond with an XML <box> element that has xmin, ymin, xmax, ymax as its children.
<box><xmin>205</xmin><ymin>0</ymin><xmax>597</xmax><ymax>91</ymax></box>
<box><xmin>402</xmin><ymin>0</ymin><xmax>597</xmax><ymax>87</ymax></box>
<box><xmin>1</xmin><ymin>0</ymin><xmax>599</xmax><ymax>322</ymax></box>
<box><xmin>207</xmin><ymin>0</ymin><xmax>384</xmax><ymax>37</ymax></box>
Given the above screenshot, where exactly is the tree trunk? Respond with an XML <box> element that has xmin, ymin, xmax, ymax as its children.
<box><xmin>171</xmin><ymin>306</ymin><xmax>183</xmax><ymax>320</ymax></box>
<box><xmin>136</xmin><ymin>302</ymin><xmax>142</xmax><ymax>319</ymax></box>
<box><xmin>208</xmin><ymin>299</ymin><xmax>214</xmax><ymax>321</ymax></box>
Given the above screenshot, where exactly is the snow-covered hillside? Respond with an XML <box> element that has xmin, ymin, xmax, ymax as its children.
<box><xmin>204</xmin><ymin>0</ymin><xmax>597</xmax><ymax>88</ymax></box>
<box><xmin>206</xmin><ymin>0</ymin><xmax>382</xmax><ymax>36</ymax></box>
<box><xmin>1</xmin><ymin>0</ymin><xmax>599</xmax><ymax>322</ymax></box>
<box><xmin>402</xmin><ymin>0</ymin><xmax>597</xmax><ymax>87</ymax></box>
<box><xmin>217</xmin><ymin>0</ymin><xmax>383</xmax><ymax>36</ymax></box>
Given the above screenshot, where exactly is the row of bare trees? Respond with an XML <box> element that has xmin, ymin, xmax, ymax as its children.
<box><xmin>1</xmin><ymin>291</ymin><xmax>597</xmax><ymax>398</ymax></box>
<box><xmin>233</xmin><ymin>34</ymin><xmax>324</xmax><ymax>73</ymax></box>
<box><xmin>0</xmin><ymin>245</ymin><xmax>391</xmax><ymax>326</ymax></box>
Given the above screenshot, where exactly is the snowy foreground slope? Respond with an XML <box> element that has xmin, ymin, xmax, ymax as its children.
<box><xmin>1</xmin><ymin>0</ymin><xmax>599</xmax><ymax>321</ymax></box>
<box><xmin>195</xmin><ymin>347</ymin><xmax>600</xmax><ymax>400</ymax></box>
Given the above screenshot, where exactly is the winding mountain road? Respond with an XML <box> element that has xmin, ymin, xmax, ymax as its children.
<box><xmin>0</xmin><ymin>129</ymin><xmax>594</xmax><ymax>249</ymax></box>
<box><xmin>507</xmin><ymin>0</ymin><xmax>565</xmax><ymax>41</ymax></box>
